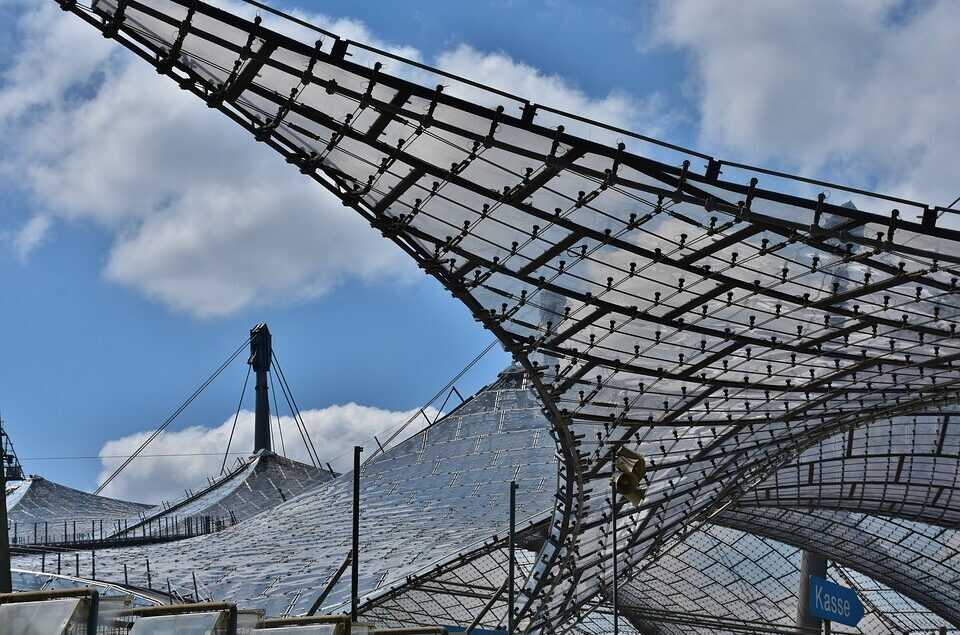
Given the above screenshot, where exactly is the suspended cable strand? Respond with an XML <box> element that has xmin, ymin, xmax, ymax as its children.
<box><xmin>273</xmin><ymin>351</ymin><xmax>322</xmax><ymax>467</ymax></box>
<box><xmin>366</xmin><ymin>339</ymin><xmax>499</xmax><ymax>464</ymax></box>
<box><xmin>274</xmin><ymin>360</ymin><xmax>315</xmax><ymax>465</ymax></box>
<box><xmin>269</xmin><ymin>369</ymin><xmax>287</xmax><ymax>458</ymax></box>
<box><xmin>94</xmin><ymin>337</ymin><xmax>251</xmax><ymax>495</ymax></box>
<box><xmin>237</xmin><ymin>0</ymin><xmax>339</xmax><ymax>39</ymax></box>
<box><xmin>278</xmin><ymin>377</ymin><xmax>317</xmax><ymax>468</ymax></box>
<box><xmin>221</xmin><ymin>364</ymin><xmax>252</xmax><ymax>475</ymax></box>
<box><xmin>24</xmin><ymin>452</ymin><xmax>256</xmax><ymax>460</ymax></box>
<box><xmin>271</xmin><ymin>353</ymin><xmax>319</xmax><ymax>468</ymax></box>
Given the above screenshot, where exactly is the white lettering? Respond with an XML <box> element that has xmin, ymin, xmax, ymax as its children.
<box><xmin>811</xmin><ymin>580</ymin><xmax>861</xmax><ymax>624</ymax></box>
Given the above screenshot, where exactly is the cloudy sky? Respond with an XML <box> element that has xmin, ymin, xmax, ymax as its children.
<box><xmin>1</xmin><ymin>0</ymin><xmax>957</xmax><ymax>502</ymax></box>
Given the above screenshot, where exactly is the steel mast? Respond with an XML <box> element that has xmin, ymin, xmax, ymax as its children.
<box><xmin>249</xmin><ymin>323</ymin><xmax>273</xmax><ymax>453</ymax></box>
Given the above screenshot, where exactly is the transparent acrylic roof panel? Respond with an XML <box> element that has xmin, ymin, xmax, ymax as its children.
<box><xmin>0</xmin><ymin>598</ymin><xmax>83</xmax><ymax>635</ymax></box>
<box><xmin>618</xmin><ymin>522</ymin><xmax>954</xmax><ymax>635</ymax></box>
<box><xmin>740</xmin><ymin>407</ymin><xmax>960</xmax><ymax>525</ymax></box>
<box><xmin>253</xmin><ymin>627</ymin><xmax>338</xmax><ymax>635</ymax></box>
<box><xmin>122</xmin><ymin>451</ymin><xmax>333</xmax><ymax>536</ymax></box>
<box><xmin>57</xmin><ymin>0</ymin><xmax>960</xmax><ymax>629</ymax></box>
<box><xmin>11</xmin><ymin>371</ymin><xmax>556</xmax><ymax>618</ymax></box>
<box><xmin>716</xmin><ymin>506</ymin><xmax>960</xmax><ymax>626</ymax></box>
<box><xmin>128</xmin><ymin>611</ymin><xmax>225</xmax><ymax>635</ymax></box>
<box><xmin>7</xmin><ymin>476</ymin><xmax>152</xmax><ymax>543</ymax></box>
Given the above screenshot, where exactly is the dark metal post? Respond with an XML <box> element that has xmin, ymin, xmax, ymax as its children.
<box><xmin>508</xmin><ymin>480</ymin><xmax>516</xmax><ymax>635</ymax></box>
<box><xmin>0</xmin><ymin>451</ymin><xmax>10</xmax><ymax>593</ymax></box>
<box><xmin>797</xmin><ymin>550</ymin><xmax>828</xmax><ymax>631</ymax></box>
<box><xmin>351</xmin><ymin>445</ymin><xmax>362</xmax><ymax>622</ymax></box>
<box><xmin>612</xmin><ymin>477</ymin><xmax>619</xmax><ymax>635</ymax></box>
<box><xmin>249</xmin><ymin>323</ymin><xmax>273</xmax><ymax>453</ymax></box>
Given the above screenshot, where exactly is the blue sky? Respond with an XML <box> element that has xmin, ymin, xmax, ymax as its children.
<box><xmin>2</xmin><ymin>0</ymin><xmax>958</xmax><ymax>500</ymax></box>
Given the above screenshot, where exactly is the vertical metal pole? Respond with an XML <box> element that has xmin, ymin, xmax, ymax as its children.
<box><xmin>612</xmin><ymin>478</ymin><xmax>619</xmax><ymax>635</ymax></box>
<box><xmin>508</xmin><ymin>480</ymin><xmax>516</xmax><ymax>635</ymax></box>
<box><xmin>0</xmin><ymin>452</ymin><xmax>10</xmax><ymax>593</ymax></box>
<box><xmin>797</xmin><ymin>550</ymin><xmax>828</xmax><ymax>631</ymax></box>
<box><xmin>351</xmin><ymin>445</ymin><xmax>362</xmax><ymax>623</ymax></box>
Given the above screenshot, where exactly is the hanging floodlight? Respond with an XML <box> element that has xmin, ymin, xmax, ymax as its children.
<box><xmin>613</xmin><ymin>447</ymin><xmax>646</xmax><ymax>506</ymax></box>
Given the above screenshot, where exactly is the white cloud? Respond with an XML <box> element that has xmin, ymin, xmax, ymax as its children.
<box><xmin>0</xmin><ymin>2</ymin><xmax>422</xmax><ymax>316</ymax></box>
<box><xmin>1</xmin><ymin>2</ymin><xmax>670</xmax><ymax>316</ymax></box>
<box><xmin>4</xmin><ymin>215</ymin><xmax>51</xmax><ymax>260</ymax></box>
<box><xmin>434</xmin><ymin>44</ymin><xmax>668</xmax><ymax>139</ymax></box>
<box><xmin>652</xmin><ymin>0</ymin><xmax>960</xmax><ymax>205</ymax></box>
<box><xmin>97</xmin><ymin>402</ymin><xmax>439</xmax><ymax>503</ymax></box>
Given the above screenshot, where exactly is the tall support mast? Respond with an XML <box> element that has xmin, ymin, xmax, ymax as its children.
<box><xmin>249</xmin><ymin>323</ymin><xmax>273</xmax><ymax>453</ymax></box>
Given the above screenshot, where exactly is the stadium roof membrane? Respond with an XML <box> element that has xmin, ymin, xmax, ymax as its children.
<box><xmin>32</xmin><ymin>0</ymin><xmax>960</xmax><ymax>631</ymax></box>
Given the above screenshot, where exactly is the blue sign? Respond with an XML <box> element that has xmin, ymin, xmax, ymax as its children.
<box><xmin>809</xmin><ymin>575</ymin><xmax>864</xmax><ymax>626</ymax></box>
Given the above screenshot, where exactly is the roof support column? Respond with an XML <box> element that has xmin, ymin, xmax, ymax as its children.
<box><xmin>0</xmin><ymin>420</ymin><xmax>16</xmax><ymax>594</ymax></box>
<box><xmin>249</xmin><ymin>323</ymin><xmax>272</xmax><ymax>453</ymax></box>
<box><xmin>0</xmin><ymin>459</ymin><xmax>10</xmax><ymax>594</ymax></box>
<box><xmin>797</xmin><ymin>550</ymin><xmax>828</xmax><ymax>632</ymax></box>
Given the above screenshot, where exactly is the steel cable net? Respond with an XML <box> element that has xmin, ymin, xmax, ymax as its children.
<box><xmin>54</xmin><ymin>0</ymin><xmax>960</xmax><ymax>630</ymax></box>
<box><xmin>615</xmin><ymin>523</ymin><xmax>955</xmax><ymax>635</ymax></box>
<box><xmin>739</xmin><ymin>408</ymin><xmax>960</xmax><ymax>524</ymax></box>
<box><xmin>716</xmin><ymin>507</ymin><xmax>960</xmax><ymax>626</ymax></box>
